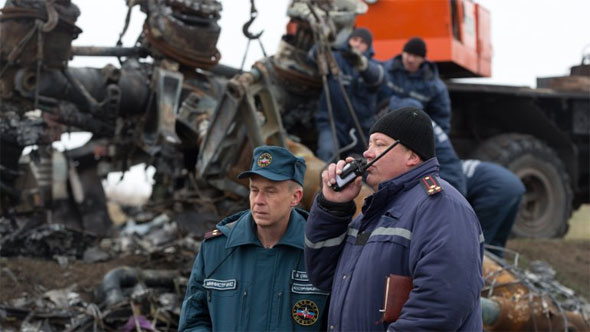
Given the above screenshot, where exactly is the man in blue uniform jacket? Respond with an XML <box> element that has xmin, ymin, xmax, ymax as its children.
<box><xmin>304</xmin><ymin>107</ymin><xmax>483</xmax><ymax>331</ymax></box>
<box><xmin>462</xmin><ymin>159</ymin><xmax>525</xmax><ymax>257</ymax></box>
<box><xmin>311</xmin><ymin>27</ymin><xmax>385</xmax><ymax>161</ymax></box>
<box><xmin>379</xmin><ymin>37</ymin><xmax>452</xmax><ymax>135</ymax></box>
<box><xmin>377</xmin><ymin>102</ymin><xmax>467</xmax><ymax>196</ymax></box>
<box><xmin>179</xmin><ymin>146</ymin><xmax>329</xmax><ymax>331</ymax></box>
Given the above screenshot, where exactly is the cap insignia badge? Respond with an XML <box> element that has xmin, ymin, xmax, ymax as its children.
<box><xmin>257</xmin><ymin>152</ymin><xmax>272</xmax><ymax>167</ymax></box>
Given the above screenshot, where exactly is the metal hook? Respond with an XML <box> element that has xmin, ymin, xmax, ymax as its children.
<box><xmin>242</xmin><ymin>0</ymin><xmax>263</xmax><ymax>40</ymax></box>
<box><xmin>42</xmin><ymin>0</ymin><xmax>58</xmax><ymax>32</ymax></box>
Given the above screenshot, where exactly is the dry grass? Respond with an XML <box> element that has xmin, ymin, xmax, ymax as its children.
<box><xmin>565</xmin><ymin>204</ymin><xmax>590</xmax><ymax>240</ymax></box>
<box><xmin>506</xmin><ymin>204</ymin><xmax>590</xmax><ymax>299</ymax></box>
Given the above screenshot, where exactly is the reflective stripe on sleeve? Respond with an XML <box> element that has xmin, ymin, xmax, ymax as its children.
<box><xmin>432</xmin><ymin>120</ymin><xmax>448</xmax><ymax>143</ymax></box>
<box><xmin>370</xmin><ymin>227</ymin><xmax>412</xmax><ymax>241</ymax></box>
<box><xmin>306</xmin><ymin>226</ymin><xmax>412</xmax><ymax>249</ymax></box>
<box><xmin>462</xmin><ymin>159</ymin><xmax>481</xmax><ymax>178</ymax></box>
<box><xmin>304</xmin><ymin>227</ymin><xmax>362</xmax><ymax>249</ymax></box>
<box><xmin>305</xmin><ymin>231</ymin><xmax>348</xmax><ymax>249</ymax></box>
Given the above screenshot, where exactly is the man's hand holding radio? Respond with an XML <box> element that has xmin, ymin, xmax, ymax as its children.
<box><xmin>322</xmin><ymin>157</ymin><xmax>364</xmax><ymax>203</ymax></box>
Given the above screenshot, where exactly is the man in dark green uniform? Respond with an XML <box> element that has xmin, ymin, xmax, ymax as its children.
<box><xmin>179</xmin><ymin>146</ymin><xmax>329</xmax><ymax>331</ymax></box>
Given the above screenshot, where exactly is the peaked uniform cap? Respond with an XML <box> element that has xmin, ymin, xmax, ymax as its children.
<box><xmin>238</xmin><ymin>146</ymin><xmax>307</xmax><ymax>186</ymax></box>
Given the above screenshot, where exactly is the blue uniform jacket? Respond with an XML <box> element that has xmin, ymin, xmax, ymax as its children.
<box><xmin>462</xmin><ymin>159</ymin><xmax>525</xmax><ymax>252</ymax></box>
<box><xmin>463</xmin><ymin>160</ymin><xmax>525</xmax><ymax>209</ymax></box>
<box><xmin>179</xmin><ymin>209</ymin><xmax>329</xmax><ymax>331</ymax></box>
<box><xmin>379</xmin><ymin>55</ymin><xmax>452</xmax><ymax>134</ymax></box>
<box><xmin>304</xmin><ymin>158</ymin><xmax>483</xmax><ymax>331</ymax></box>
<box><xmin>433</xmin><ymin>121</ymin><xmax>467</xmax><ymax>196</ymax></box>
<box><xmin>311</xmin><ymin>42</ymin><xmax>385</xmax><ymax>155</ymax></box>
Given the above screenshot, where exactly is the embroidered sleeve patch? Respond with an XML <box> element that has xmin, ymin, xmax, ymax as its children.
<box><xmin>292</xmin><ymin>300</ymin><xmax>320</xmax><ymax>326</ymax></box>
<box><xmin>203</xmin><ymin>279</ymin><xmax>237</xmax><ymax>290</ymax></box>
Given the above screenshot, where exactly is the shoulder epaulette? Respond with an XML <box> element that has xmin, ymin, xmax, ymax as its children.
<box><xmin>204</xmin><ymin>229</ymin><xmax>223</xmax><ymax>240</ymax></box>
<box><xmin>421</xmin><ymin>174</ymin><xmax>442</xmax><ymax>196</ymax></box>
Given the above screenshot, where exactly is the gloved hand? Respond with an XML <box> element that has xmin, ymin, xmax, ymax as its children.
<box><xmin>341</xmin><ymin>47</ymin><xmax>368</xmax><ymax>71</ymax></box>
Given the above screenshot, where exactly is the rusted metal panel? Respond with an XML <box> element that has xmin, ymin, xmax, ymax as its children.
<box><xmin>0</xmin><ymin>3</ymin><xmax>81</xmax><ymax>70</ymax></box>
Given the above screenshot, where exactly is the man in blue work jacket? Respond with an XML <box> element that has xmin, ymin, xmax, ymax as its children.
<box><xmin>379</xmin><ymin>37</ymin><xmax>452</xmax><ymax>135</ymax></box>
<box><xmin>462</xmin><ymin>159</ymin><xmax>525</xmax><ymax>257</ymax></box>
<box><xmin>304</xmin><ymin>107</ymin><xmax>483</xmax><ymax>331</ymax></box>
<box><xmin>432</xmin><ymin>119</ymin><xmax>467</xmax><ymax>196</ymax></box>
<box><xmin>311</xmin><ymin>27</ymin><xmax>385</xmax><ymax>162</ymax></box>
<box><xmin>179</xmin><ymin>146</ymin><xmax>329</xmax><ymax>331</ymax></box>
<box><xmin>378</xmin><ymin>101</ymin><xmax>467</xmax><ymax>196</ymax></box>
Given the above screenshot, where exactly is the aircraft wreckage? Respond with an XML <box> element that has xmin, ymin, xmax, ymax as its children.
<box><xmin>0</xmin><ymin>0</ymin><xmax>588</xmax><ymax>331</ymax></box>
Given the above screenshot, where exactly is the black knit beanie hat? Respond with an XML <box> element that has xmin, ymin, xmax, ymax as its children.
<box><xmin>403</xmin><ymin>37</ymin><xmax>427</xmax><ymax>57</ymax></box>
<box><xmin>349</xmin><ymin>27</ymin><xmax>373</xmax><ymax>48</ymax></box>
<box><xmin>369</xmin><ymin>107</ymin><xmax>435</xmax><ymax>160</ymax></box>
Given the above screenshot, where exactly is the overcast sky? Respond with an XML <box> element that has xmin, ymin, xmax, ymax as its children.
<box><xmin>466</xmin><ymin>0</ymin><xmax>590</xmax><ymax>86</ymax></box>
<box><xmin>2</xmin><ymin>0</ymin><xmax>588</xmax><ymax>87</ymax></box>
<box><xmin>60</xmin><ymin>0</ymin><xmax>590</xmax><ymax>88</ymax></box>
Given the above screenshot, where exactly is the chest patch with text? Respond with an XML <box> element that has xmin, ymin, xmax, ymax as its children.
<box><xmin>203</xmin><ymin>279</ymin><xmax>237</xmax><ymax>290</ymax></box>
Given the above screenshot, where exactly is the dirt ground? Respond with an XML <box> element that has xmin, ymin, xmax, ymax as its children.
<box><xmin>1</xmin><ymin>206</ymin><xmax>589</xmax><ymax>308</ymax></box>
<box><xmin>505</xmin><ymin>239</ymin><xmax>589</xmax><ymax>298</ymax></box>
<box><xmin>1</xmin><ymin>255</ymin><xmax>146</xmax><ymax>303</ymax></box>
<box><xmin>0</xmin><ymin>252</ymin><xmax>193</xmax><ymax>305</ymax></box>
<box><xmin>505</xmin><ymin>204</ymin><xmax>590</xmax><ymax>299</ymax></box>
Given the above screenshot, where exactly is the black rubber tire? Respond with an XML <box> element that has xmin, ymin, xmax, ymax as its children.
<box><xmin>472</xmin><ymin>133</ymin><xmax>572</xmax><ymax>238</ymax></box>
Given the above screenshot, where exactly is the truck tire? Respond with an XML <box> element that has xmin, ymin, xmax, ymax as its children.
<box><xmin>472</xmin><ymin>133</ymin><xmax>572</xmax><ymax>238</ymax></box>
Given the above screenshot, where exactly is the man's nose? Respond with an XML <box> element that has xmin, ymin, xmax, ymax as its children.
<box><xmin>253</xmin><ymin>192</ymin><xmax>265</xmax><ymax>204</ymax></box>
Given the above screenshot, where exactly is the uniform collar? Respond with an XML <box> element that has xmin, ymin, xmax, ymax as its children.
<box><xmin>390</xmin><ymin>55</ymin><xmax>436</xmax><ymax>80</ymax></box>
<box><xmin>224</xmin><ymin>209</ymin><xmax>306</xmax><ymax>250</ymax></box>
<box><xmin>377</xmin><ymin>157</ymin><xmax>440</xmax><ymax>193</ymax></box>
<box><xmin>362</xmin><ymin>158</ymin><xmax>440</xmax><ymax>217</ymax></box>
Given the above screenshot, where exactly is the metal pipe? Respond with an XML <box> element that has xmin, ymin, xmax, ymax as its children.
<box><xmin>209</xmin><ymin>63</ymin><xmax>241</xmax><ymax>79</ymax></box>
<box><xmin>99</xmin><ymin>266</ymin><xmax>179</xmax><ymax>306</ymax></box>
<box><xmin>481</xmin><ymin>297</ymin><xmax>501</xmax><ymax>326</ymax></box>
<box><xmin>71</xmin><ymin>46</ymin><xmax>148</xmax><ymax>58</ymax></box>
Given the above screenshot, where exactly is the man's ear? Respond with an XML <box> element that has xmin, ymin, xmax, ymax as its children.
<box><xmin>291</xmin><ymin>187</ymin><xmax>304</xmax><ymax>207</ymax></box>
<box><xmin>406</xmin><ymin>151</ymin><xmax>421</xmax><ymax>167</ymax></box>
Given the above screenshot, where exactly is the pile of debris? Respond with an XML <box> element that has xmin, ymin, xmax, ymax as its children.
<box><xmin>2</xmin><ymin>209</ymin><xmax>589</xmax><ymax>331</ymax></box>
<box><xmin>0</xmin><ymin>206</ymin><xmax>208</xmax><ymax>331</ymax></box>
<box><xmin>482</xmin><ymin>248</ymin><xmax>590</xmax><ymax>331</ymax></box>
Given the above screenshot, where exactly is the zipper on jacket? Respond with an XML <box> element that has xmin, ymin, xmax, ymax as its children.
<box><xmin>265</xmin><ymin>251</ymin><xmax>279</xmax><ymax>330</ymax></box>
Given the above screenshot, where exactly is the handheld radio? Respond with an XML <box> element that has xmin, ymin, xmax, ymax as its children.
<box><xmin>331</xmin><ymin>140</ymin><xmax>400</xmax><ymax>192</ymax></box>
